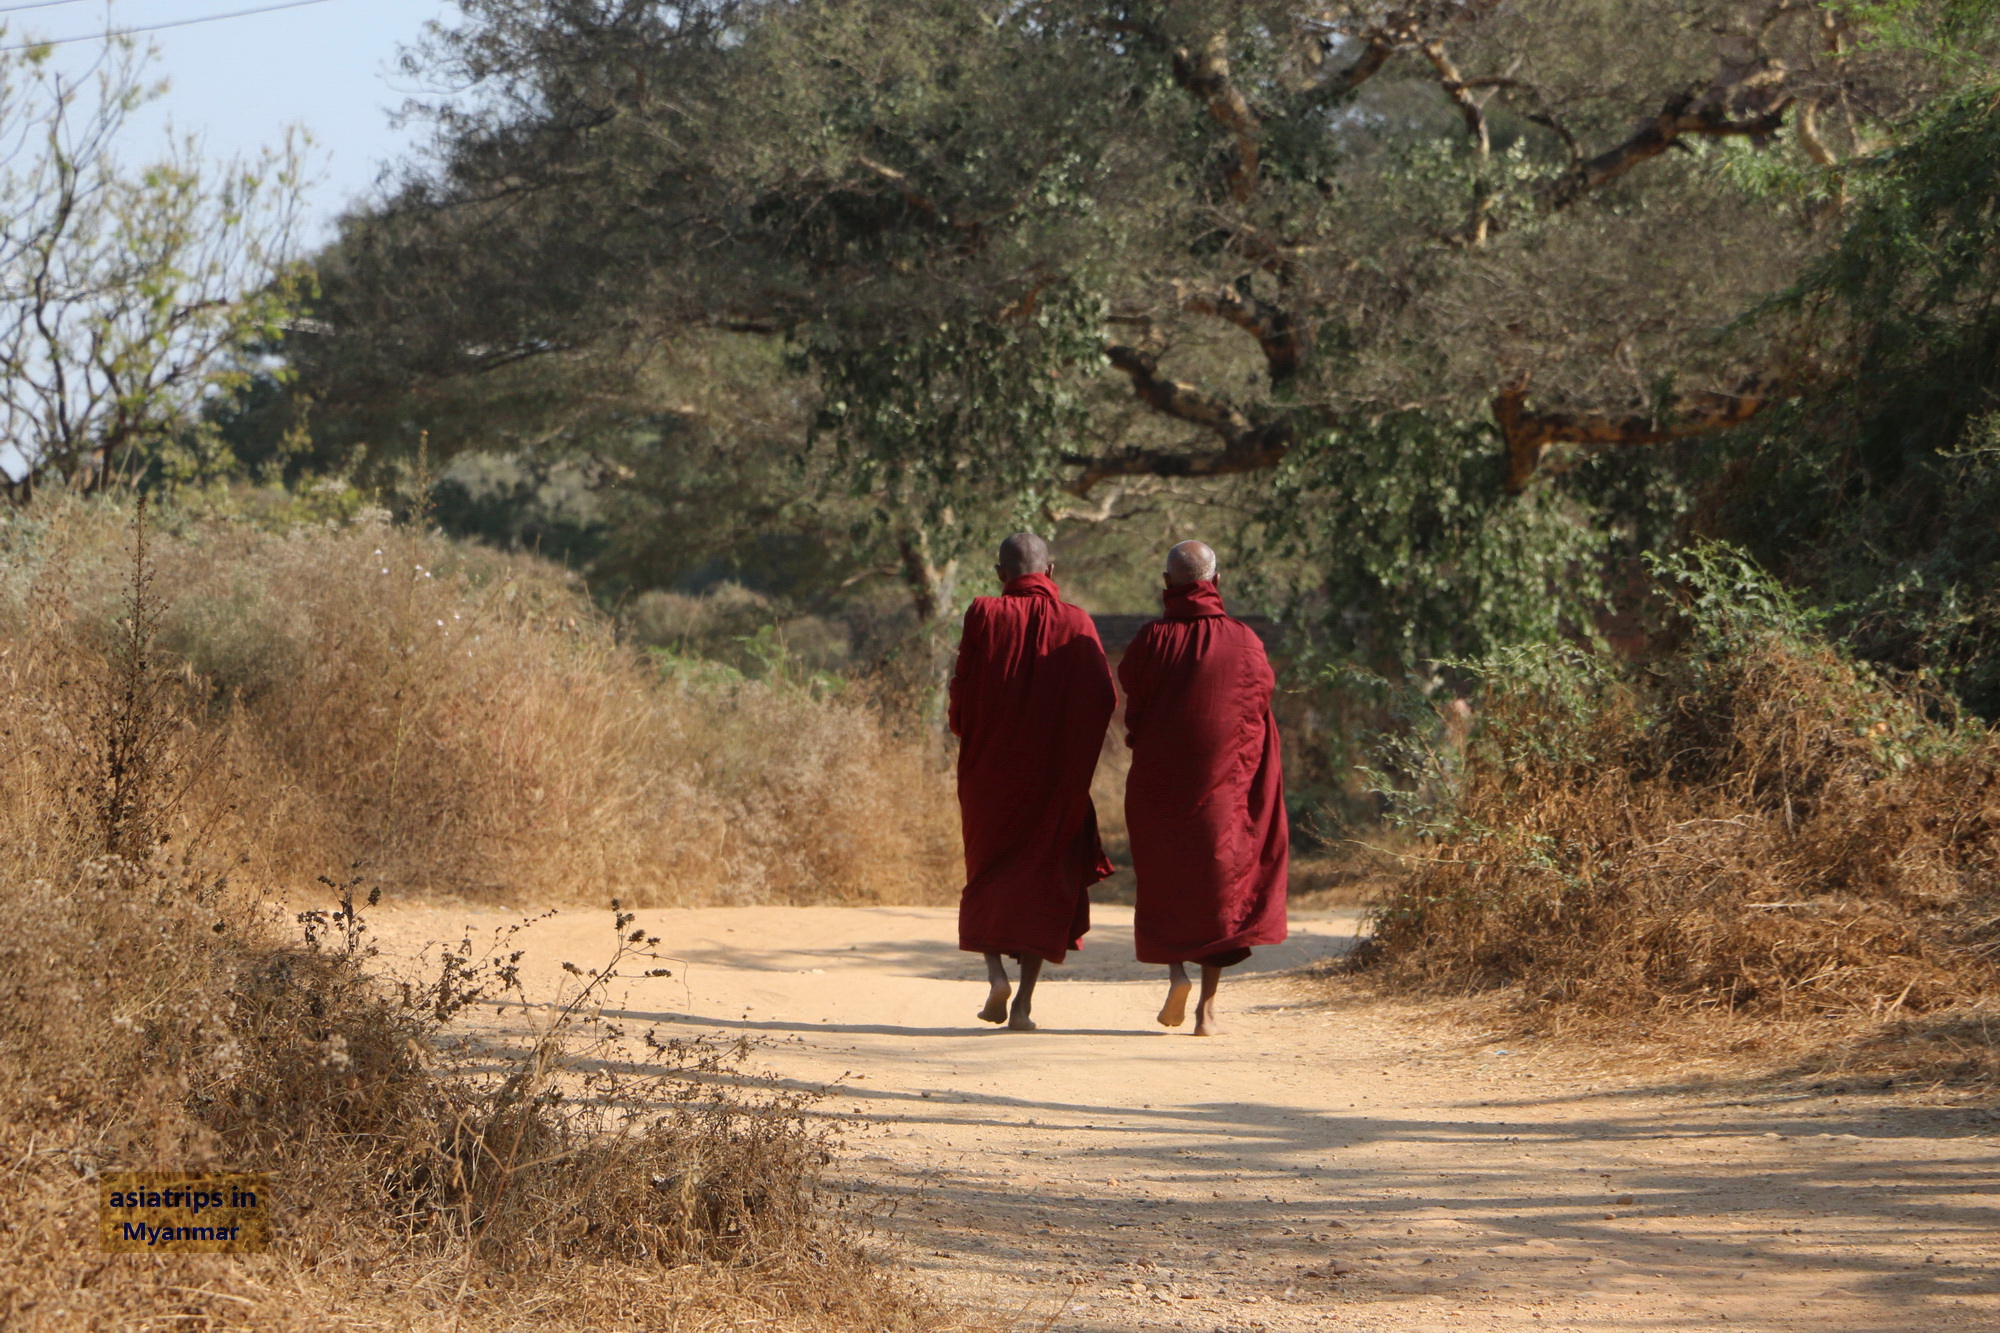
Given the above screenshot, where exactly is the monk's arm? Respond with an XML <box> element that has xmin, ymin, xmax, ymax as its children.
<box><xmin>1251</xmin><ymin>635</ymin><xmax>1277</xmax><ymax>708</ymax></box>
<box><xmin>1081</xmin><ymin>621</ymin><xmax>1117</xmax><ymax>728</ymax></box>
<box><xmin>947</xmin><ymin>610</ymin><xmax>982</xmax><ymax>738</ymax></box>
<box><xmin>1117</xmin><ymin>631</ymin><xmax>1153</xmax><ymax>747</ymax></box>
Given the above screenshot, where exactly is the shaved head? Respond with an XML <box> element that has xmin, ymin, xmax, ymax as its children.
<box><xmin>996</xmin><ymin>532</ymin><xmax>1052</xmax><ymax>579</ymax></box>
<box><xmin>1165</xmin><ymin>540</ymin><xmax>1217</xmax><ymax>586</ymax></box>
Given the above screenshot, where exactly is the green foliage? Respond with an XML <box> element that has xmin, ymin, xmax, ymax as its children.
<box><xmin>1253</xmin><ymin>411</ymin><xmax>1607</xmax><ymax>679</ymax></box>
<box><xmin>1364</xmin><ymin>540</ymin><xmax>1928</xmax><ymax>843</ymax></box>
<box><xmin>1357</xmin><ymin>642</ymin><xmax>1623</xmax><ymax>841</ymax></box>
<box><xmin>1709</xmin><ymin>83</ymin><xmax>2000</xmax><ymax>714</ymax></box>
<box><xmin>1646</xmin><ymin>541</ymin><xmax>1824</xmax><ymax>651</ymax></box>
<box><xmin>196</xmin><ymin>0</ymin><xmax>2000</xmax><ymax>750</ymax></box>
<box><xmin>808</xmin><ymin>280</ymin><xmax>1106</xmax><ymax>577</ymax></box>
<box><xmin>1837</xmin><ymin>0</ymin><xmax>2000</xmax><ymax>59</ymax></box>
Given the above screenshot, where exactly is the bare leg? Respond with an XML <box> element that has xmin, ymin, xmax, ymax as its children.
<box><xmin>1158</xmin><ymin>962</ymin><xmax>1192</xmax><ymax>1028</ymax></box>
<box><xmin>1008</xmin><ymin>955</ymin><xmax>1042</xmax><ymax>1031</ymax></box>
<box><xmin>979</xmin><ymin>953</ymin><xmax>1010</xmax><ymax>1024</ymax></box>
<box><xmin>1192</xmin><ymin>963</ymin><xmax>1223</xmax><ymax>1036</ymax></box>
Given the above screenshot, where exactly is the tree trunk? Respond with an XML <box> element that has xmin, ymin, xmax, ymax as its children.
<box><xmin>897</xmin><ymin>528</ymin><xmax>959</xmax><ymax>625</ymax></box>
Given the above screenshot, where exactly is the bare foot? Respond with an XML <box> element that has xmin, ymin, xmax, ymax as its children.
<box><xmin>978</xmin><ymin>985</ymin><xmax>1010</xmax><ymax>1024</ymax></box>
<box><xmin>1158</xmin><ymin>979</ymin><xmax>1191</xmax><ymax>1028</ymax></box>
<box><xmin>1192</xmin><ymin>999</ymin><xmax>1221</xmax><ymax>1036</ymax></box>
<box><xmin>1007</xmin><ymin>1004</ymin><xmax>1037</xmax><ymax>1032</ymax></box>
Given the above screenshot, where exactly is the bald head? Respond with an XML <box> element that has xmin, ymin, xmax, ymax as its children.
<box><xmin>1164</xmin><ymin>540</ymin><xmax>1217</xmax><ymax>586</ymax></box>
<box><xmin>996</xmin><ymin>532</ymin><xmax>1052</xmax><ymax>580</ymax></box>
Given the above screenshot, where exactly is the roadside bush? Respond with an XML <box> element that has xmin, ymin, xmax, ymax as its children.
<box><xmin>0</xmin><ymin>504</ymin><xmax>960</xmax><ymax>1330</ymax></box>
<box><xmin>1357</xmin><ymin>546</ymin><xmax>2000</xmax><ymax>1070</ymax></box>
<box><xmin>0</xmin><ymin>497</ymin><xmax>959</xmax><ymax>905</ymax></box>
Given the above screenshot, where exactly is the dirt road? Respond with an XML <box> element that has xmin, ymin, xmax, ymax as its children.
<box><xmin>369</xmin><ymin>903</ymin><xmax>2000</xmax><ymax>1332</ymax></box>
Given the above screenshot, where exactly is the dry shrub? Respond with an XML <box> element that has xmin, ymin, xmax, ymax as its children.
<box><xmin>1</xmin><ymin>496</ymin><xmax>958</xmax><ymax>905</ymax></box>
<box><xmin>626</xmin><ymin>583</ymin><xmax>855</xmax><ymax>676</ymax></box>
<box><xmin>1358</xmin><ymin>548</ymin><xmax>2000</xmax><ymax>1075</ymax></box>
<box><xmin>0</xmin><ymin>503</ymin><xmax>963</xmax><ymax>1331</ymax></box>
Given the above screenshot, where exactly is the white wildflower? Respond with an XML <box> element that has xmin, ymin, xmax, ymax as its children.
<box><xmin>321</xmin><ymin>1034</ymin><xmax>351</xmax><ymax>1071</ymax></box>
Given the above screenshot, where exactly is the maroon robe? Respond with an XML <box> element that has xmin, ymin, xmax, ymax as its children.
<box><xmin>949</xmin><ymin>572</ymin><xmax>1116</xmax><ymax>963</ymax></box>
<box><xmin>1119</xmin><ymin>579</ymin><xmax>1288</xmax><ymax>966</ymax></box>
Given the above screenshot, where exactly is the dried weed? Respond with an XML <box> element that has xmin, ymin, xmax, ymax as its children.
<box><xmin>0</xmin><ymin>499</ymin><xmax>969</xmax><ymax>1331</ymax></box>
<box><xmin>1358</xmin><ymin>552</ymin><xmax>2000</xmax><ymax>1082</ymax></box>
<box><xmin>0</xmin><ymin>496</ymin><xmax>959</xmax><ymax>906</ymax></box>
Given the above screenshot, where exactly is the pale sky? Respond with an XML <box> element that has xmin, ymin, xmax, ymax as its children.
<box><xmin>27</xmin><ymin>0</ymin><xmax>461</xmax><ymax>238</ymax></box>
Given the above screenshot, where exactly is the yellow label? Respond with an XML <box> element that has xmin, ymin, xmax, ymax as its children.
<box><xmin>99</xmin><ymin>1172</ymin><xmax>270</xmax><ymax>1254</ymax></box>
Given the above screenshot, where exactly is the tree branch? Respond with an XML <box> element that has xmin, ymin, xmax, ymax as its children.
<box><xmin>1542</xmin><ymin>88</ymin><xmax>1792</xmax><ymax>210</ymax></box>
<box><xmin>1171</xmin><ymin>34</ymin><xmax>1261</xmax><ymax>203</ymax></box>
<box><xmin>1313</xmin><ymin>35</ymin><xmax>1394</xmax><ymax>103</ymax></box>
<box><xmin>1795</xmin><ymin>98</ymin><xmax>1838</xmax><ymax>167</ymax></box>
<box><xmin>1069</xmin><ymin>345</ymin><xmax>1294</xmax><ymax>493</ymax></box>
<box><xmin>1179</xmin><ymin>283</ymin><xmax>1308</xmax><ymax>384</ymax></box>
<box><xmin>1105</xmin><ymin>343</ymin><xmax>1249</xmax><ymax>437</ymax></box>
<box><xmin>856</xmin><ymin>155</ymin><xmax>942</xmax><ymax>222</ymax></box>
<box><xmin>1418</xmin><ymin>38</ymin><xmax>1496</xmax><ymax>245</ymax></box>
<box><xmin>1496</xmin><ymin>377</ymin><xmax>1785</xmax><ymax>493</ymax></box>
<box><xmin>1419</xmin><ymin>40</ymin><xmax>1490</xmax><ymax>158</ymax></box>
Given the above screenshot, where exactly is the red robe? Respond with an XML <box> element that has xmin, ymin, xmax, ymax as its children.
<box><xmin>949</xmin><ymin>572</ymin><xmax>1116</xmax><ymax>963</ymax></box>
<box><xmin>1119</xmin><ymin>579</ymin><xmax>1288</xmax><ymax>966</ymax></box>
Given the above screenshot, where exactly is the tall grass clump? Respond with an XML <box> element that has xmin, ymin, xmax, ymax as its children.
<box><xmin>0</xmin><ymin>496</ymin><xmax>959</xmax><ymax>905</ymax></box>
<box><xmin>1357</xmin><ymin>545</ymin><xmax>2000</xmax><ymax>1073</ymax></box>
<box><xmin>0</xmin><ymin>501</ymin><xmax>961</xmax><ymax>1330</ymax></box>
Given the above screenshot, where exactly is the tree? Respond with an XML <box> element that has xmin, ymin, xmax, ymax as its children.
<box><xmin>0</xmin><ymin>41</ymin><xmax>307</xmax><ymax>499</ymax></box>
<box><xmin>279</xmin><ymin>1</ymin><xmax>1987</xmax><ymax>672</ymax></box>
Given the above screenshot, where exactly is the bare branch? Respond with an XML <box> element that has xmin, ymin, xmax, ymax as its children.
<box><xmin>1105</xmin><ymin>343</ymin><xmax>1250</xmax><ymax>438</ymax></box>
<box><xmin>1170</xmin><ymin>34</ymin><xmax>1261</xmax><ymax>203</ymax></box>
<box><xmin>855</xmin><ymin>155</ymin><xmax>943</xmax><ymax>222</ymax></box>
<box><xmin>1795</xmin><ymin>99</ymin><xmax>1838</xmax><ymax>167</ymax></box>
<box><xmin>1496</xmin><ymin>377</ymin><xmax>1786</xmax><ymax>493</ymax></box>
<box><xmin>1314</xmin><ymin>36</ymin><xmax>1394</xmax><ymax>102</ymax></box>
<box><xmin>1419</xmin><ymin>40</ymin><xmax>1490</xmax><ymax>158</ymax></box>
<box><xmin>1418</xmin><ymin>38</ymin><xmax>1496</xmax><ymax>245</ymax></box>
<box><xmin>1070</xmin><ymin>345</ymin><xmax>1294</xmax><ymax>493</ymax></box>
<box><xmin>1543</xmin><ymin>87</ymin><xmax>1793</xmax><ymax>210</ymax></box>
<box><xmin>1178</xmin><ymin>283</ymin><xmax>1308</xmax><ymax>384</ymax></box>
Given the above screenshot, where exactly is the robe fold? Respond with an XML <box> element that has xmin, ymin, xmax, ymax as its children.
<box><xmin>1119</xmin><ymin>579</ymin><xmax>1289</xmax><ymax>966</ymax></box>
<box><xmin>950</xmin><ymin>572</ymin><xmax>1116</xmax><ymax>963</ymax></box>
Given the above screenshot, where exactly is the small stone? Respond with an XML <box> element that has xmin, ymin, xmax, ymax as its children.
<box><xmin>1614</xmin><ymin>1195</ymin><xmax>1636</xmax><ymax>1206</ymax></box>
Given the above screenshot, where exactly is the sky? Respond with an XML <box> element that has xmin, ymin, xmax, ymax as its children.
<box><xmin>24</xmin><ymin>0</ymin><xmax>461</xmax><ymax>238</ymax></box>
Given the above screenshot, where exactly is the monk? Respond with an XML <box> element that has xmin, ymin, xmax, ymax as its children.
<box><xmin>1119</xmin><ymin>540</ymin><xmax>1288</xmax><ymax>1036</ymax></box>
<box><xmin>949</xmin><ymin>532</ymin><xmax>1116</xmax><ymax>1031</ymax></box>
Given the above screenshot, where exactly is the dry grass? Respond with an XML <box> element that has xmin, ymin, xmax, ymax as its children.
<box><xmin>1</xmin><ymin>497</ymin><xmax>959</xmax><ymax>906</ymax></box>
<box><xmin>1356</xmin><ymin>575</ymin><xmax>2000</xmax><ymax>1082</ymax></box>
<box><xmin>0</xmin><ymin>498</ymin><xmax>968</xmax><ymax>1331</ymax></box>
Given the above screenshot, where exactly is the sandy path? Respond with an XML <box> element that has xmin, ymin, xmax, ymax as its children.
<box><xmin>368</xmin><ymin>903</ymin><xmax>2000</xmax><ymax>1332</ymax></box>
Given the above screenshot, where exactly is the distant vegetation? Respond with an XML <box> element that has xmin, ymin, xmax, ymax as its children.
<box><xmin>2</xmin><ymin>499</ymin><xmax>958</xmax><ymax>906</ymax></box>
<box><xmin>7</xmin><ymin>6</ymin><xmax>2000</xmax><ymax>820</ymax></box>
